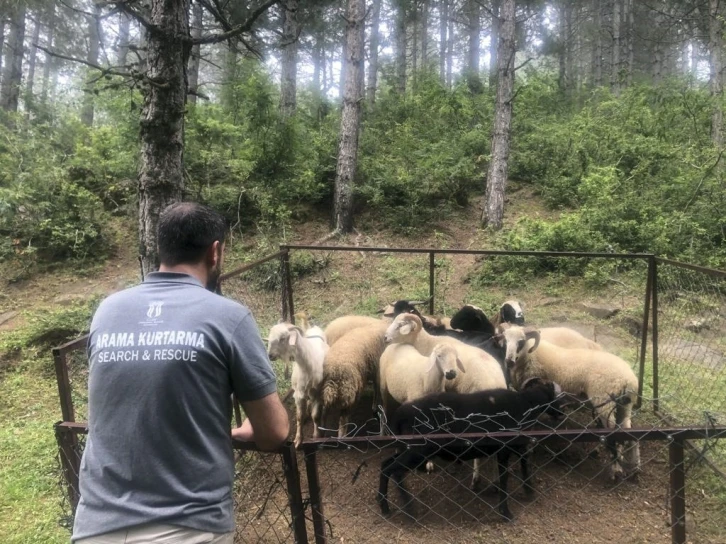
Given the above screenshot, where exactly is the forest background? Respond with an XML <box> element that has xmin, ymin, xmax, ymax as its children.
<box><xmin>1</xmin><ymin>0</ymin><xmax>725</xmax><ymax>284</ymax></box>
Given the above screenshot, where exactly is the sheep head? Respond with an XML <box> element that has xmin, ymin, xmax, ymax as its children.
<box><xmin>266</xmin><ymin>323</ymin><xmax>304</xmax><ymax>360</ymax></box>
<box><xmin>493</xmin><ymin>324</ymin><xmax>540</xmax><ymax>370</ymax></box>
<box><xmin>500</xmin><ymin>300</ymin><xmax>525</xmax><ymax>326</ymax></box>
<box><xmin>379</xmin><ymin>298</ymin><xmax>427</xmax><ymax>319</ymax></box>
<box><xmin>384</xmin><ymin>313</ymin><xmax>422</xmax><ymax>344</ymax></box>
<box><xmin>429</xmin><ymin>344</ymin><xmax>465</xmax><ymax>380</ymax></box>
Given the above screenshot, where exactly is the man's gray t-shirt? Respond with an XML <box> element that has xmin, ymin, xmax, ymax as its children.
<box><xmin>72</xmin><ymin>272</ymin><xmax>278</xmax><ymax>541</ymax></box>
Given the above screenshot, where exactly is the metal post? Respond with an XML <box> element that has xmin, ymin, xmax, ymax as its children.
<box><xmin>55</xmin><ymin>423</ymin><xmax>81</xmax><ymax>513</ymax></box>
<box><xmin>636</xmin><ymin>257</ymin><xmax>653</xmax><ymax>409</ymax></box>
<box><xmin>652</xmin><ymin>258</ymin><xmax>660</xmax><ymax>413</ymax></box>
<box><xmin>282</xmin><ymin>249</ymin><xmax>295</xmax><ymax>323</ymax></box>
<box><xmin>304</xmin><ymin>448</ymin><xmax>327</xmax><ymax>544</ymax></box>
<box><xmin>52</xmin><ymin>349</ymin><xmax>76</xmax><ymax>423</ymax></box>
<box><xmin>429</xmin><ymin>252</ymin><xmax>435</xmax><ymax>315</ymax></box>
<box><xmin>669</xmin><ymin>437</ymin><xmax>687</xmax><ymax>544</ymax></box>
<box><xmin>280</xmin><ymin>444</ymin><xmax>308</xmax><ymax>544</ymax></box>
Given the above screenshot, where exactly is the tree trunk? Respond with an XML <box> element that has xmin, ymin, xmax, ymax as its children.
<box><xmin>279</xmin><ymin>0</ymin><xmax>298</xmax><ymax>119</ymax></box>
<box><xmin>41</xmin><ymin>4</ymin><xmax>54</xmax><ymax>106</ymax></box>
<box><xmin>564</xmin><ymin>2</ymin><xmax>573</xmax><ymax>92</ymax></box>
<box><xmin>653</xmin><ymin>3</ymin><xmax>664</xmax><ymax>84</ymax></box>
<box><xmin>0</xmin><ymin>18</ymin><xmax>5</xmax><ymax>82</ymax></box>
<box><xmin>222</xmin><ymin>41</ymin><xmax>237</xmax><ymax>112</ymax></box>
<box><xmin>81</xmin><ymin>3</ymin><xmax>101</xmax><ymax>126</ymax></box>
<box><xmin>333</xmin><ymin>0</ymin><xmax>365</xmax><ymax>233</ymax></box>
<box><xmin>482</xmin><ymin>0</ymin><xmax>515</xmax><ymax>230</ymax></box>
<box><xmin>0</xmin><ymin>3</ymin><xmax>26</xmax><ymax>114</ymax></box>
<box><xmin>611</xmin><ymin>0</ymin><xmax>621</xmax><ymax>93</ymax></box>
<box><xmin>420</xmin><ymin>0</ymin><xmax>428</xmax><ymax>69</ymax></box>
<box><xmin>412</xmin><ymin>1</ymin><xmax>418</xmax><ymax>80</ymax></box>
<box><xmin>117</xmin><ymin>12</ymin><xmax>130</xmax><ymax>68</ymax></box>
<box><xmin>24</xmin><ymin>13</ymin><xmax>41</xmax><ymax>111</ymax></box>
<box><xmin>313</xmin><ymin>32</ymin><xmax>322</xmax><ymax>95</ymax></box>
<box><xmin>467</xmin><ymin>0</ymin><xmax>481</xmax><ymax>89</ymax></box>
<box><xmin>396</xmin><ymin>0</ymin><xmax>407</xmax><ymax>94</ymax></box>
<box><xmin>710</xmin><ymin>0</ymin><xmax>723</xmax><ymax>147</ymax></box>
<box><xmin>439</xmin><ymin>0</ymin><xmax>447</xmax><ymax>83</ymax></box>
<box><xmin>138</xmin><ymin>0</ymin><xmax>191</xmax><ymax>275</ymax></box>
<box><xmin>626</xmin><ymin>0</ymin><xmax>633</xmax><ymax>86</ymax></box>
<box><xmin>340</xmin><ymin>38</ymin><xmax>347</xmax><ymax>97</ymax></box>
<box><xmin>187</xmin><ymin>2</ymin><xmax>202</xmax><ymax>105</ymax></box>
<box><xmin>595</xmin><ymin>0</ymin><xmax>603</xmax><ymax>86</ymax></box>
<box><xmin>490</xmin><ymin>0</ymin><xmax>500</xmax><ymax>88</ymax></box>
<box><xmin>558</xmin><ymin>2</ymin><xmax>566</xmax><ymax>91</ymax></box>
<box><xmin>446</xmin><ymin>0</ymin><xmax>453</xmax><ymax>87</ymax></box>
<box><xmin>368</xmin><ymin>0</ymin><xmax>381</xmax><ymax>103</ymax></box>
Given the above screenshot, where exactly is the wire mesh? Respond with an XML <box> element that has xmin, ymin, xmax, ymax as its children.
<box><xmin>655</xmin><ymin>261</ymin><xmax>726</xmax><ymax>471</ymax></box>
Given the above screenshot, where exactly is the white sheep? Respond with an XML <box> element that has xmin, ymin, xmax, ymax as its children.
<box><xmin>378</xmin><ymin>343</ymin><xmax>465</xmax><ymax>430</ymax></box>
<box><xmin>497</xmin><ymin>324</ymin><xmax>640</xmax><ymax>480</ymax></box>
<box><xmin>539</xmin><ymin>326</ymin><xmax>603</xmax><ymax>351</ymax></box>
<box><xmin>313</xmin><ymin>322</ymin><xmax>388</xmax><ymax>438</ymax></box>
<box><xmin>384</xmin><ymin>313</ymin><xmax>507</xmax><ymax>393</ymax></box>
<box><xmin>324</xmin><ymin>315</ymin><xmax>381</xmax><ymax>346</ymax></box>
<box><xmin>267</xmin><ymin>323</ymin><xmax>328</xmax><ymax>448</ymax></box>
<box><xmin>384</xmin><ymin>313</ymin><xmax>508</xmax><ymax>486</ymax></box>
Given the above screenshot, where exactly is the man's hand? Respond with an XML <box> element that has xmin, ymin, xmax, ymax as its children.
<box><xmin>231</xmin><ymin>419</ymin><xmax>254</xmax><ymax>442</ymax></box>
<box><xmin>237</xmin><ymin>392</ymin><xmax>290</xmax><ymax>451</ymax></box>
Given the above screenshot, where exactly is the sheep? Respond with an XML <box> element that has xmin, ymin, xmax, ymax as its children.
<box><xmin>313</xmin><ymin>322</ymin><xmax>388</xmax><ymax>438</ymax></box>
<box><xmin>385</xmin><ymin>313</ymin><xmax>509</xmax><ymax>479</ymax></box>
<box><xmin>294</xmin><ymin>311</ymin><xmax>312</xmax><ymax>332</ymax></box>
<box><xmin>378</xmin><ymin>343</ymin><xmax>465</xmax><ymax>428</ymax></box>
<box><xmin>324</xmin><ymin>315</ymin><xmax>381</xmax><ymax>346</ymax></box>
<box><xmin>449</xmin><ymin>304</ymin><xmax>496</xmax><ymax>336</ymax></box>
<box><xmin>539</xmin><ymin>326</ymin><xmax>603</xmax><ymax>351</ymax></box>
<box><xmin>491</xmin><ymin>300</ymin><xmax>525</xmax><ymax>327</ymax></box>
<box><xmin>384</xmin><ymin>313</ymin><xmax>507</xmax><ymax>394</ymax></box>
<box><xmin>496</xmin><ymin>324</ymin><xmax>640</xmax><ymax>480</ymax></box>
<box><xmin>380</xmin><ymin>299</ymin><xmax>453</xmax><ymax>330</ymax></box>
<box><xmin>377</xmin><ymin>378</ymin><xmax>563</xmax><ymax>521</ymax></box>
<box><xmin>267</xmin><ymin>323</ymin><xmax>328</xmax><ymax>448</ymax></box>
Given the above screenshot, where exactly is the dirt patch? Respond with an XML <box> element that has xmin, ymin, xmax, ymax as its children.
<box><xmin>661</xmin><ymin>340</ymin><xmax>725</xmax><ymax>371</ymax></box>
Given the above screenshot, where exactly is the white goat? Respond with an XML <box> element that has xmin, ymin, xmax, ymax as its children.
<box><xmin>267</xmin><ymin>323</ymin><xmax>328</xmax><ymax>448</ymax></box>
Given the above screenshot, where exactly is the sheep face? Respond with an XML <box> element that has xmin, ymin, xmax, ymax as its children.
<box><xmin>384</xmin><ymin>313</ymin><xmax>422</xmax><ymax>344</ymax></box>
<box><xmin>379</xmin><ymin>299</ymin><xmax>427</xmax><ymax>319</ymax></box>
<box><xmin>449</xmin><ymin>304</ymin><xmax>494</xmax><ymax>333</ymax></box>
<box><xmin>494</xmin><ymin>325</ymin><xmax>540</xmax><ymax>369</ymax></box>
<box><xmin>266</xmin><ymin>323</ymin><xmax>302</xmax><ymax>360</ymax></box>
<box><xmin>500</xmin><ymin>300</ymin><xmax>525</xmax><ymax>325</ymax></box>
<box><xmin>430</xmin><ymin>344</ymin><xmax>465</xmax><ymax>380</ymax></box>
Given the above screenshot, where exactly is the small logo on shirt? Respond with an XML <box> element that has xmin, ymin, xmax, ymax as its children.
<box><xmin>146</xmin><ymin>301</ymin><xmax>164</xmax><ymax>318</ymax></box>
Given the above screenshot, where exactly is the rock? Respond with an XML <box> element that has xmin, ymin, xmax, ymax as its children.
<box><xmin>579</xmin><ymin>302</ymin><xmax>620</xmax><ymax>320</ymax></box>
<box><xmin>618</xmin><ymin>315</ymin><xmax>644</xmax><ymax>338</ymax></box>
<box><xmin>685</xmin><ymin>317</ymin><xmax>713</xmax><ymax>333</ymax></box>
<box><xmin>0</xmin><ymin>311</ymin><xmax>19</xmax><ymax>327</ymax></box>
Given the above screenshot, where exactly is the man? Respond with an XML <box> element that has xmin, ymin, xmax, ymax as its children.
<box><xmin>72</xmin><ymin>202</ymin><xmax>290</xmax><ymax>543</ymax></box>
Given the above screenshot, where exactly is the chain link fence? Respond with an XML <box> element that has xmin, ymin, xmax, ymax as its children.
<box><xmin>52</xmin><ymin>248</ymin><xmax>726</xmax><ymax>543</ymax></box>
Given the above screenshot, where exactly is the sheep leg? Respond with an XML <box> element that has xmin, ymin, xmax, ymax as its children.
<box><xmin>471</xmin><ymin>457</ymin><xmax>482</xmax><ymax>490</ymax></box>
<box><xmin>293</xmin><ymin>395</ymin><xmax>307</xmax><ymax>449</ymax></box>
<box><xmin>338</xmin><ymin>410</ymin><xmax>350</xmax><ymax>438</ymax></box>
<box><xmin>496</xmin><ymin>449</ymin><xmax>514</xmax><ymax>522</ymax></box>
<box><xmin>617</xmin><ymin>402</ymin><xmax>641</xmax><ymax>479</ymax></box>
<box><xmin>378</xmin><ymin>453</ymin><xmax>397</xmax><ymax>515</ymax></box>
<box><xmin>518</xmin><ymin>447</ymin><xmax>535</xmax><ymax>497</ymax></box>
<box><xmin>311</xmin><ymin>401</ymin><xmax>323</xmax><ymax>439</ymax></box>
<box><xmin>597</xmin><ymin>402</ymin><xmax>625</xmax><ymax>481</ymax></box>
<box><xmin>378</xmin><ymin>451</ymin><xmax>420</xmax><ymax>517</ymax></box>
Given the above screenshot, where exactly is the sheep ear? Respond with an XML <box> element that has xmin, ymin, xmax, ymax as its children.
<box><xmin>399</xmin><ymin>323</ymin><xmax>413</xmax><ymax>335</ymax></box>
<box><xmin>456</xmin><ymin>357</ymin><xmax>466</xmax><ymax>373</ymax></box>
<box><xmin>525</xmin><ymin>330</ymin><xmax>540</xmax><ymax>353</ymax></box>
<box><xmin>492</xmin><ymin>333</ymin><xmax>505</xmax><ymax>347</ymax></box>
<box><xmin>288</xmin><ymin>330</ymin><xmax>298</xmax><ymax>346</ymax></box>
<box><xmin>426</xmin><ymin>357</ymin><xmax>437</xmax><ymax>373</ymax></box>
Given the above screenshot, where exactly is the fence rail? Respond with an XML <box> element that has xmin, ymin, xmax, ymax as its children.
<box><xmin>51</xmin><ymin>247</ymin><xmax>726</xmax><ymax>544</ymax></box>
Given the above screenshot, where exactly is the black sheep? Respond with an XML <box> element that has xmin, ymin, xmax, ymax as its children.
<box><xmin>377</xmin><ymin>378</ymin><xmax>562</xmax><ymax>521</ymax></box>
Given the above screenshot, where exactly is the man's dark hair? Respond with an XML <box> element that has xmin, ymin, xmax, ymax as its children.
<box><xmin>158</xmin><ymin>202</ymin><xmax>228</xmax><ymax>266</ymax></box>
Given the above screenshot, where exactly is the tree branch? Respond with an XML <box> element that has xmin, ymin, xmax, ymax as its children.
<box><xmin>191</xmin><ymin>0</ymin><xmax>278</xmax><ymax>45</ymax></box>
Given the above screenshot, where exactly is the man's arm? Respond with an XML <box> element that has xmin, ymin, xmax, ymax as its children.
<box><xmin>233</xmin><ymin>392</ymin><xmax>289</xmax><ymax>451</ymax></box>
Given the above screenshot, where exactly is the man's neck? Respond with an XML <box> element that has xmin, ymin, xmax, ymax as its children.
<box><xmin>158</xmin><ymin>263</ymin><xmax>207</xmax><ymax>286</ymax></box>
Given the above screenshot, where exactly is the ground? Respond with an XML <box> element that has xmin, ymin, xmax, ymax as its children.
<box><xmin>1</xmin><ymin>187</ymin><xmax>724</xmax><ymax>544</ymax></box>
